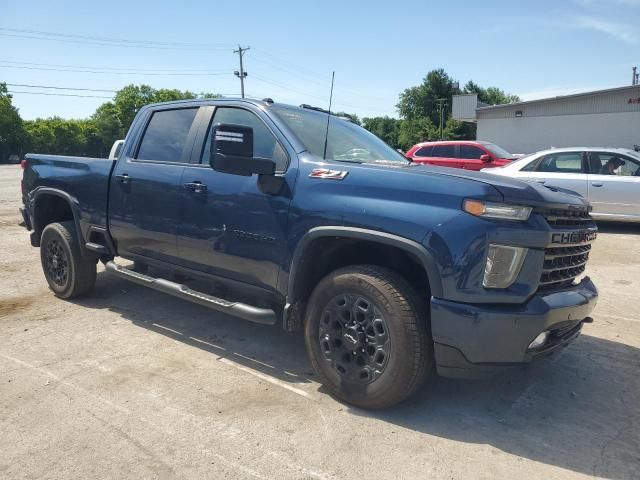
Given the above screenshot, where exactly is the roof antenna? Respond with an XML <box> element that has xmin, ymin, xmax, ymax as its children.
<box><xmin>322</xmin><ymin>71</ymin><xmax>335</xmax><ymax>160</ymax></box>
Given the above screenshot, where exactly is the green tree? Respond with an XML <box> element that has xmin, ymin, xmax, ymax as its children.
<box><xmin>396</xmin><ymin>69</ymin><xmax>461</xmax><ymax>125</ymax></box>
<box><xmin>92</xmin><ymin>102</ymin><xmax>123</xmax><ymax>154</ymax></box>
<box><xmin>0</xmin><ymin>82</ymin><xmax>26</xmax><ymax>162</ymax></box>
<box><xmin>361</xmin><ymin>116</ymin><xmax>401</xmax><ymax>148</ymax></box>
<box><xmin>463</xmin><ymin>81</ymin><xmax>520</xmax><ymax>105</ymax></box>
<box><xmin>397</xmin><ymin>117</ymin><xmax>437</xmax><ymax>151</ymax></box>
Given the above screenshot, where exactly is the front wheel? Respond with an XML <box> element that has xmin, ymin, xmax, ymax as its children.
<box><xmin>304</xmin><ymin>265</ymin><xmax>432</xmax><ymax>409</ymax></box>
<box><xmin>40</xmin><ymin>221</ymin><xmax>97</xmax><ymax>299</ymax></box>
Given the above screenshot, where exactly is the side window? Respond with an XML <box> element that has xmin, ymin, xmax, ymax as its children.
<box><xmin>414</xmin><ymin>146</ymin><xmax>433</xmax><ymax>157</ymax></box>
<box><xmin>459</xmin><ymin>145</ymin><xmax>484</xmax><ymax>159</ymax></box>
<box><xmin>202</xmin><ymin>107</ymin><xmax>288</xmax><ymax>171</ymax></box>
<box><xmin>535</xmin><ymin>152</ymin><xmax>584</xmax><ymax>173</ymax></box>
<box><xmin>137</xmin><ymin>108</ymin><xmax>198</xmax><ymax>162</ymax></box>
<box><xmin>619</xmin><ymin>156</ymin><xmax>640</xmax><ymax>176</ymax></box>
<box><xmin>432</xmin><ymin>145</ymin><xmax>455</xmax><ymax>158</ymax></box>
<box><xmin>592</xmin><ymin>153</ymin><xmax>640</xmax><ymax>176</ymax></box>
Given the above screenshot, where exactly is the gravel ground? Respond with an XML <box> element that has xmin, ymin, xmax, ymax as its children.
<box><xmin>0</xmin><ymin>164</ymin><xmax>638</xmax><ymax>480</ymax></box>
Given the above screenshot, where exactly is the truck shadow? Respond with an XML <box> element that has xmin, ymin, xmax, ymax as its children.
<box><xmin>595</xmin><ymin>221</ymin><xmax>640</xmax><ymax>234</ymax></box>
<box><xmin>77</xmin><ymin>270</ymin><xmax>639</xmax><ymax>479</ymax></box>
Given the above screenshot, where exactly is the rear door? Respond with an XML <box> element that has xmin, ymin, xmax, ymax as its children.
<box><xmin>410</xmin><ymin>145</ymin><xmax>433</xmax><ymax>164</ymax></box>
<box><xmin>175</xmin><ymin>105</ymin><xmax>296</xmax><ymax>291</ymax></box>
<box><xmin>109</xmin><ymin>106</ymin><xmax>199</xmax><ymax>264</ymax></box>
<box><xmin>587</xmin><ymin>152</ymin><xmax>640</xmax><ymax>218</ymax></box>
<box><xmin>430</xmin><ymin>144</ymin><xmax>460</xmax><ymax>168</ymax></box>
<box><xmin>523</xmin><ymin>151</ymin><xmax>588</xmax><ymax>198</ymax></box>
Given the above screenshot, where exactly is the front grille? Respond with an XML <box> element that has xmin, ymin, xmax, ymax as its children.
<box><xmin>537</xmin><ymin>207</ymin><xmax>595</xmax><ymax>228</ymax></box>
<box><xmin>537</xmin><ymin>207</ymin><xmax>595</xmax><ymax>292</ymax></box>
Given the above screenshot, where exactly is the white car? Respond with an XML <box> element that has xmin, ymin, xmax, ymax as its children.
<box><xmin>109</xmin><ymin>139</ymin><xmax>125</xmax><ymax>160</ymax></box>
<box><xmin>483</xmin><ymin>147</ymin><xmax>640</xmax><ymax>222</ymax></box>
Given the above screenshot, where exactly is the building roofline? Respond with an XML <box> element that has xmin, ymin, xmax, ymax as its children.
<box><xmin>476</xmin><ymin>84</ymin><xmax>640</xmax><ymax>111</ymax></box>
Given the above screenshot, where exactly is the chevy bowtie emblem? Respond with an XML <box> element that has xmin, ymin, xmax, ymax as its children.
<box><xmin>309</xmin><ymin>168</ymin><xmax>349</xmax><ymax>180</ymax></box>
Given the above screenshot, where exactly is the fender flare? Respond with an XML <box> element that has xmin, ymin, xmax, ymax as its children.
<box><xmin>286</xmin><ymin>226</ymin><xmax>443</xmax><ymax>301</ymax></box>
<box><xmin>31</xmin><ymin>187</ymin><xmax>85</xmax><ymax>249</ymax></box>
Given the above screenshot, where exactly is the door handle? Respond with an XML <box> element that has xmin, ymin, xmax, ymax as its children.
<box><xmin>591</xmin><ymin>183</ymin><xmax>603</xmax><ymax>187</ymax></box>
<box><xmin>184</xmin><ymin>181</ymin><xmax>208</xmax><ymax>193</ymax></box>
<box><xmin>115</xmin><ymin>173</ymin><xmax>130</xmax><ymax>184</ymax></box>
<box><xmin>535</xmin><ymin>180</ymin><xmax>546</xmax><ymax>184</ymax></box>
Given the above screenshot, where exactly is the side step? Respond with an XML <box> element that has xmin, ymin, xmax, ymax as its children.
<box><xmin>104</xmin><ymin>261</ymin><xmax>277</xmax><ymax>326</ymax></box>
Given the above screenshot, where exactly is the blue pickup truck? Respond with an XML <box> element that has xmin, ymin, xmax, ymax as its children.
<box><xmin>20</xmin><ymin>98</ymin><xmax>598</xmax><ymax>408</ymax></box>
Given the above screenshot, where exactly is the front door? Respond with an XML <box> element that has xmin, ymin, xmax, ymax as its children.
<box><xmin>587</xmin><ymin>152</ymin><xmax>640</xmax><ymax>218</ymax></box>
<box><xmin>176</xmin><ymin>105</ymin><xmax>296</xmax><ymax>291</ymax></box>
<box><xmin>429</xmin><ymin>144</ymin><xmax>461</xmax><ymax>168</ymax></box>
<box><xmin>109</xmin><ymin>106</ymin><xmax>199</xmax><ymax>264</ymax></box>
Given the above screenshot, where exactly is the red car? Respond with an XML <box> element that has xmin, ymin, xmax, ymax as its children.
<box><xmin>405</xmin><ymin>141</ymin><xmax>516</xmax><ymax>170</ymax></box>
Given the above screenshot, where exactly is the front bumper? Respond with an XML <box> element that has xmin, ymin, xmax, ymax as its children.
<box><xmin>431</xmin><ymin>277</ymin><xmax>598</xmax><ymax>378</ymax></box>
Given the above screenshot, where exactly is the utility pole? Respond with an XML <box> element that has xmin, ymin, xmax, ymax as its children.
<box><xmin>234</xmin><ymin>45</ymin><xmax>250</xmax><ymax>98</ymax></box>
<box><xmin>436</xmin><ymin>98</ymin><xmax>447</xmax><ymax>140</ymax></box>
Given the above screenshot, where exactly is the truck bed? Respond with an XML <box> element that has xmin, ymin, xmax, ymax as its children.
<box><xmin>22</xmin><ymin>154</ymin><xmax>116</xmax><ymax>242</ymax></box>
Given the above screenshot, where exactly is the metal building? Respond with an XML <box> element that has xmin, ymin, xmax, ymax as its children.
<box><xmin>452</xmin><ymin>85</ymin><xmax>640</xmax><ymax>154</ymax></box>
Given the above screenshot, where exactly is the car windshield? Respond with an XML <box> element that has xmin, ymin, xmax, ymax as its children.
<box><xmin>482</xmin><ymin>142</ymin><xmax>515</xmax><ymax>160</ymax></box>
<box><xmin>270</xmin><ymin>105</ymin><xmax>409</xmax><ymax>165</ymax></box>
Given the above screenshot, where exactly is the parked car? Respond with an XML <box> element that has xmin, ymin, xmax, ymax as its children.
<box><xmin>405</xmin><ymin>140</ymin><xmax>516</xmax><ymax>170</ymax></box>
<box><xmin>108</xmin><ymin>139</ymin><xmax>125</xmax><ymax>160</ymax></box>
<box><xmin>484</xmin><ymin>147</ymin><xmax>640</xmax><ymax>222</ymax></box>
<box><xmin>20</xmin><ymin>98</ymin><xmax>598</xmax><ymax>409</ymax></box>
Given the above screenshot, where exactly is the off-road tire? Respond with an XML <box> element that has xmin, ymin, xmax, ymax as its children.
<box><xmin>304</xmin><ymin>265</ymin><xmax>432</xmax><ymax>409</ymax></box>
<box><xmin>40</xmin><ymin>221</ymin><xmax>97</xmax><ymax>299</ymax></box>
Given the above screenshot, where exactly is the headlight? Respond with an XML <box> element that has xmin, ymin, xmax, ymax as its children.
<box><xmin>463</xmin><ymin>199</ymin><xmax>532</xmax><ymax>221</ymax></box>
<box><xmin>483</xmin><ymin>244</ymin><xmax>528</xmax><ymax>288</ymax></box>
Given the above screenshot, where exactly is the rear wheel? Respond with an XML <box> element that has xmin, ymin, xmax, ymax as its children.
<box><xmin>304</xmin><ymin>265</ymin><xmax>432</xmax><ymax>409</ymax></box>
<box><xmin>40</xmin><ymin>221</ymin><xmax>96</xmax><ymax>299</ymax></box>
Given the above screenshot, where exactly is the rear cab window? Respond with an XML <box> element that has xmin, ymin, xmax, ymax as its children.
<box><xmin>136</xmin><ymin>108</ymin><xmax>199</xmax><ymax>163</ymax></box>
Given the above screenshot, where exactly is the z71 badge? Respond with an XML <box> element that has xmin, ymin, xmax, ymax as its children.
<box><xmin>309</xmin><ymin>168</ymin><xmax>348</xmax><ymax>180</ymax></box>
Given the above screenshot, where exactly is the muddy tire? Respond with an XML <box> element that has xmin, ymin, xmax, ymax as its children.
<box><xmin>40</xmin><ymin>221</ymin><xmax>96</xmax><ymax>299</ymax></box>
<box><xmin>304</xmin><ymin>265</ymin><xmax>432</xmax><ymax>409</ymax></box>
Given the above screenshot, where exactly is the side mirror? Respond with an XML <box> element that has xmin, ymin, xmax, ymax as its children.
<box><xmin>210</xmin><ymin>123</ymin><xmax>275</xmax><ymax>176</ymax></box>
<box><xmin>480</xmin><ymin>154</ymin><xmax>492</xmax><ymax>162</ymax></box>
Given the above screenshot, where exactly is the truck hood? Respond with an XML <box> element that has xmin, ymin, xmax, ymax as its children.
<box><xmin>403</xmin><ymin>163</ymin><xmax>589</xmax><ymax>209</ymax></box>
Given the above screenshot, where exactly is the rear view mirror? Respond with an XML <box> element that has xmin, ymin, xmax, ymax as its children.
<box><xmin>210</xmin><ymin>123</ymin><xmax>275</xmax><ymax>176</ymax></box>
<box><xmin>480</xmin><ymin>154</ymin><xmax>492</xmax><ymax>162</ymax></box>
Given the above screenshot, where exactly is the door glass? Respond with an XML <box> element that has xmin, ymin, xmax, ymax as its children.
<box><xmin>201</xmin><ymin>107</ymin><xmax>288</xmax><ymax>171</ymax></box>
<box><xmin>432</xmin><ymin>145</ymin><xmax>455</xmax><ymax>157</ymax></box>
<box><xmin>459</xmin><ymin>145</ymin><xmax>484</xmax><ymax>159</ymax></box>
<box><xmin>535</xmin><ymin>152</ymin><xmax>584</xmax><ymax>173</ymax></box>
<box><xmin>414</xmin><ymin>146</ymin><xmax>433</xmax><ymax>157</ymax></box>
<box><xmin>137</xmin><ymin>108</ymin><xmax>198</xmax><ymax>162</ymax></box>
<box><xmin>591</xmin><ymin>153</ymin><xmax>640</xmax><ymax>176</ymax></box>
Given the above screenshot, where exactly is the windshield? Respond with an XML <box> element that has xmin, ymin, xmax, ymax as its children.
<box><xmin>270</xmin><ymin>105</ymin><xmax>408</xmax><ymax>165</ymax></box>
<box><xmin>481</xmin><ymin>142</ymin><xmax>515</xmax><ymax>159</ymax></box>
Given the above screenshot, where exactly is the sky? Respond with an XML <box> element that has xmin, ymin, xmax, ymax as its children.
<box><xmin>1</xmin><ymin>0</ymin><xmax>639</xmax><ymax>120</ymax></box>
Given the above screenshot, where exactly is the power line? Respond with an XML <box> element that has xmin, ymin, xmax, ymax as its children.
<box><xmin>0</xmin><ymin>63</ymin><xmax>233</xmax><ymax>76</ymax></box>
<box><xmin>0</xmin><ymin>59</ymin><xmax>230</xmax><ymax>73</ymax></box>
<box><xmin>0</xmin><ymin>27</ymin><xmax>235</xmax><ymax>48</ymax></box>
<box><xmin>6</xmin><ymin>83</ymin><xmax>117</xmax><ymax>93</ymax></box>
<box><xmin>8</xmin><ymin>90</ymin><xmax>112</xmax><ymax>99</ymax></box>
<box><xmin>0</xmin><ymin>28</ymin><xmax>234</xmax><ymax>51</ymax></box>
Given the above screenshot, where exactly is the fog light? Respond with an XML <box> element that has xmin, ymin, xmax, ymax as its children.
<box><xmin>528</xmin><ymin>331</ymin><xmax>549</xmax><ymax>350</ymax></box>
<box><xmin>483</xmin><ymin>244</ymin><xmax>528</xmax><ymax>288</ymax></box>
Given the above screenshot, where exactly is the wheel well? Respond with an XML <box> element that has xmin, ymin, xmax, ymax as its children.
<box><xmin>291</xmin><ymin>237</ymin><xmax>431</xmax><ymax>304</ymax></box>
<box><xmin>33</xmin><ymin>195</ymin><xmax>75</xmax><ymax>244</ymax></box>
